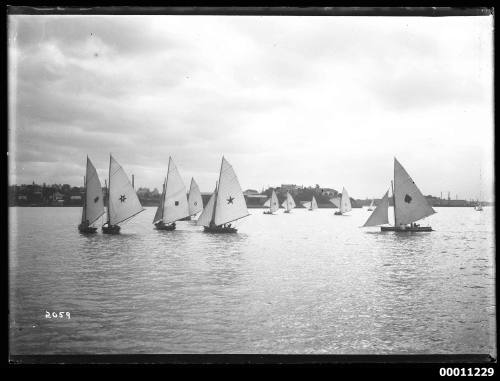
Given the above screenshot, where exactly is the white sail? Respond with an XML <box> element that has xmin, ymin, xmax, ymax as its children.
<box><xmin>153</xmin><ymin>179</ymin><xmax>166</xmax><ymax>224</ymax></box>
<box><xmin>188</xmin><ymin>178</ymin><xmax>203</xmax><ymax>216</ymax></box>
<box><xmin>329</xmin><ymin>197</ymin><xmax>340</xmax><ymax>208</ymax></box>
<box><xmin>263</xmin><ymin>199</ymin><xmax>271</xmax><ymax>207</ymax></box>
<box><xmin>108</xmin><ymin>155</ymin><xmax>144</xmax><ymax>225</ymax></box>
<box><xmin>310</xmin><ymin>196</ymin><xmax>318</xmax><ymax>210</ymax></box>
<box><xmin>214</xmin><ymin>157</ymin><xmax>249</xmax><ymax>226</ymax></box>
<box><xmin>302</xmin><ymin>201</ymin><xmax>311</xmax><ymax>209</ymax></box>
<box><xmin>282</xmin><ymin>192</ymin><xmax>295</xmax><ymax>211</ymax></box>
<box><xmin>83</xmin><ymin>157</ymin><xmax>105</xmax><ymax>225</ymax></box>
<box><xmin>196</xmin><ymin>188</ymin><xmax>216</xmax><ymax>227</ymax></box>
<box><xmin>363</xmin><ymin>191</ymin><xmax>389</xmax><ymax>227</ymax></box>
<box><xmin>394</xmin><ymin>158</ymin><xmax>436</xmax><ymax>226</ymax></box>
<box><xmin>269</xmin><ymin>190</ymin><xmax>279</xmax><ymax>213</ymax></box>
<box><xmin>162</xmin><ymin>157</ymin><xmax>190</xmax><ymax>224</ymax></box>
<box><xmin>340</xmin><ymin>187</ymin><xmax>352</xmax><ymax>213</ymax></box>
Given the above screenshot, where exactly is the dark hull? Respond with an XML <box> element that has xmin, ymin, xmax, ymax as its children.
<box><xmin>284</xmin><ymin>210</ymin><xmax>291</xmax><ymax>213</ymax></box>
<box><xmin>179</xmin><ymin>216</ymin><xmax>192</xmax><ymax>221</ymax></box>
<box><xmin>78</xmin><ymin>224</ymin><xmax>98</xmax><ymax>234</ymax></box>
<box><xmin>381</xmin><ymin>226</ymin><xmax>433</xmax><ymax>232</ymax></box>
<box><xmin>204</xmin><ymin>226</ymin><xmax>238</xmax><ymax>233</ymax></box>
<box><xmin>102</xmin><ymin>225</ymin><xmax>121</xmax><ymax>234</ymax></box>
<box><xmin>263</xmin><ymin>211</ymin><xmax>274</xmax><ymax>215</ymax></box>
<box><xmin>334</xmin><ymin>211</ymin><xmax>343</xmax><ymax>215</ymax></box>
<box><xmin>155</xmin><ymin>222</ymin><xmax>176</xmax><ymax>231</ymax></box>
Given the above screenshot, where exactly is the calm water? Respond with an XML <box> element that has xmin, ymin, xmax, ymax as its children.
<box><xmin>9</xmin><ymin>206</ymin><xmax>496</xmax><ymax>355</ymax></box>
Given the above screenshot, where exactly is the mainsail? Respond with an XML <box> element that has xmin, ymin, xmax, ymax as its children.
<box><xmin>282</xmin><ymin>192</ymin><xmax>296</xmax><ymax>211</ymax></box>
<box><xmin>310</xmin><ymin>196</ymin><xmax>318</xmax><ymax>210</ymax></box>
<box><xmin>188</xmin><ymin>178</ymin><xmax>203</xmax><ymax>216</ymax></box>
<box><xmin>161</xmin><ymin>157</ymin><xmax>190</xmax><ymax>224</ymax></box>
<box><xmin>214</xmin><ymin>157</ymin><xmax>249</xmax><ymax>226</ymax></box>
<box><xmin>196</xmin><ymin>187</ymin><xmax>216</xmax><ymax>227</ymax></box>
<box><xmin>340</xmin><ymin>187</ymin><xmax>352</xmax><ymax>213</ymax></box>
<box><xmin>393</xmin><ymin>158</ymin><xmax>436</xmax><ymax>226</ymax></box>
<box><xmin>153</xmin><ymin>178</ymin><xmax>166</xmax><ymax>224</ymax></box>
<box><xmin>107</xmin><ymin>155</ymin><xmax>144</xmax><ymax>225</ymax></box>
<box><xmin>269</xmin><ymin>190</ymin><xmax>279</xmax><ymax>213</ymax></box>
<box><xmin>363</xmin><ymin>191</ymin><xmax>389</xmax><ymax>227</ymax></box>
<box><xmin>82</xmin><ymin>156</ymin><xmax>105</xmax><ymax>225</ymax></box>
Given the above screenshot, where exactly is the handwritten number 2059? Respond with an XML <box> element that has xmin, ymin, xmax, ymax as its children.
<box><xmin>45</xmin><ymin>311</ymin><xmax>71</xmax><ymax>319</ymax></box>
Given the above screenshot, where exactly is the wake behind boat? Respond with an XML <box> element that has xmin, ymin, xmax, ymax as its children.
<box><xmin>363</xmin><ymin>157</ymin><xmax>436</xmax><ymax>232</ymax></box>
<box><xmin>196</xmin><ymin>157</ymin><xmax>249</xmax><ymax>233</ymax></box>
<box><xmin>102</xmin><ymin>155</ymin><xmax>145</xmax><ymax>234</ymax></box>
<box><xmin>78</xmin><ymin>156</ymin><xmax>105</xmax><ymax>234</ymax></box>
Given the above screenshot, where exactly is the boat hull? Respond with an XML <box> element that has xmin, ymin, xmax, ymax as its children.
<box><xmin>284</xmin><ymin>210</ymin><xmax>291</xmax><ymax>213</ymax></box>
<box><xmin>78</xmin><ymin>224</ymin><xmax>98</xmax><ymax>234</ymax></box>
<box><xmin>203</xmin><ymin>226</ymin><xmax>238</xmax><ymax>233</ymax></box>
<box><xmin>263</xmin><ymin>211</ymin><xmax>274</xmax><ymax>215</ymax></box>
<box><xmin>179</xmin><ymin>215</ymin><xmax>192</xmax><ymax>221</ymax></box>
<box><xmin>102</xmin><ymin>225</ymin><xmax>121</xmax><ymax>234</ymax></box>
<box><xmin>334</xmin><ymin>211</ymin><xmax>343</xmax><ymax>215</ymax></box>
<box><xmin>155</xmin><ymin>222</ymin><xmax>176</xmax><ymax>231</ymax></box>
<box><xmin>381</xmin><ymin>226</ymin><xmax>433</xmax><ymax>232</ymax></box>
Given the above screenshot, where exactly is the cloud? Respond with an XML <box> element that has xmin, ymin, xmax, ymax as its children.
<box><xmin>8</xmin><ymin>14</ymin><xmax>494</xmax><ymax>201</ymax></box>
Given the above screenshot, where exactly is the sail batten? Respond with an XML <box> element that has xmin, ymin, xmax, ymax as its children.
<box><xmin>363</xmin><ymin>191</ymin><xmax>389</xmax><ymax>227</ymax></box>
<box><xmin>107</xmin><ymin>155</ymin><xmax>144</xmax><ymax>226</ymax></box>
<box><xmin>393</xmin><ymin>158</ymin><xmax>436</xmax><ymax>225</ymax></box>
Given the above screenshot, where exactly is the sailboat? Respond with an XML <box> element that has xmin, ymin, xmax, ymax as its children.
<box><xmin>334</xmin><ymin>187</ymin><xmax>352</xmax><ymax>215</ymax></box>
<box><xmin>263</xmin><ymin>189</ymin><xmax>279</xmax><ymax>214</ymax></box>
<box><xmin>196</xmin><ymin>157</ymin><xmax>249</xmax><ymax>233</ymax></box>
<box><xmin>367</xmin><ymin>199</ymin><xmax>375</xmax><ymax>211</ymax></box>
<box><xmin>282</xmin><ymin>191</ymin><xmax>296</xmax><ymax>213</ymax></box>
<box><xmin>102</xmin><ymin>155</ymin><xmax>145</xmax><ymax>234</ymax></box>
<box><xmin>153</xmin><ymin>157</ymin><xmax>190</xmax><ymax>230</ymax></box>
<box><xmin>329</xmin><ymin>196</ymin><xmax>340</xmax><ymax>209</ymax></box>
<box><xmin>302</xmin><ymin>195</ymin><xmax>318</xmax><ymax>211</ymax></box>
<box><xmin>363</xmin><ymin>157</ymin><xmax>436</xmax><ymax>232</ymax></box>
<box><xmin>475</xmin><ymin>169</ymin><xmax>484</xmax><ymax>211</ymax></box>
<box><xmin>186</xmin><ymin>177</ymin><xmax>204</xmax><ymax>219</ymax></box>
<box><xmin>78</xmin><ymin>156</ymin><xmax>105</xmax><ymax>233</ymax></box>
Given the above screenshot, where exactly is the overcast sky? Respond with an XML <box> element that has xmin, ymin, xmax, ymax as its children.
<box><xmin>8</xmin><ymin>14</ymin><xmax>493</xmax><ymax>201</ymax></box>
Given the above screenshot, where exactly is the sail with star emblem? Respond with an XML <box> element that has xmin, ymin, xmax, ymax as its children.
<box><xmin>340</xmin><ymin>187</ymin><xmax>352</xmax><ymax>214</ymax></box>
<box><xmin>363</xmin><ymin>190</ymin><xmax>389</xmax><ymax>227</ymax></box>
<box><xmin>107</xmin><ymin>155</ymin><xmax>144</xmax><ymax>226</ymax></box>
<box><xmin>196</xmin><ymin>185</ymin><xmax>216</xmax><ymax>227</ymax></box>
<box><xmin>393</xmin><ymin>157</ymin><xmax>435</xmax><ymax>226</ymax></box>
<box><xmin>82</xmin><ymin>156</ymin><xmax>105</xmax><ymax>226</ymax></box>
<box><xmin>188</xmin><ymin>178</ymin><xmax>203</xmax><ymax>216</ymax></box>
<box><xmin>214</xmin><ymin>157</ymin><xmax>249</xmax><ymax>226</ymax></box>
<box><xmin>160</xmin><ymin>157</ymin><xmax>190</xmax><ymax>225</ymax></box>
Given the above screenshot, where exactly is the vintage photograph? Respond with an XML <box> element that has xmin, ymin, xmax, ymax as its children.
<box><xmin>7</xmin><ymin>7</ymin><xmax>495</xmax><ymax>363</ymax></box>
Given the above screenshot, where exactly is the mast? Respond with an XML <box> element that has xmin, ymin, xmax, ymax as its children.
<box><xmin>107</xmin><ymin>154</ymin><xmax>111</xmax><ymax>225</ymax></box>
<box><xmin>161</xmin><ymin>178</ymin><xmax>166</xmax><ymax>221</ymax></box>
<box><xmin>391</xmin><ymin>180</ymin><xmax>396</xmax><ymax>227</ymax></box>
<box><xmin>82</xmin><ymin>172</ymin><xmax>87</xmax><ymax>223</ymax></box>
<box><xmin>211</xmin><ymin>156</ymin><xmax>224</xmax><ymax>226</ymax></box>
